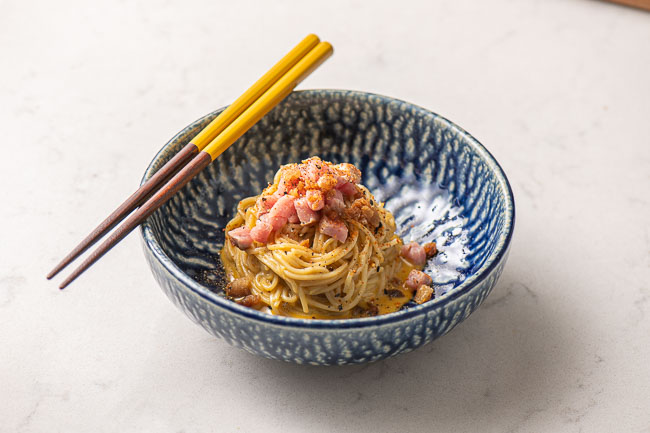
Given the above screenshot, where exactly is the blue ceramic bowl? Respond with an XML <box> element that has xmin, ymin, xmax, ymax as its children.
<box><xmin>140</xmin><ymin>89</ymin><xmax>515</xmax><ymax>365</ymax></box>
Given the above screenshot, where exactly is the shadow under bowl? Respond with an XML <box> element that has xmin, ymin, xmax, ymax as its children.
<box><xmin>140</xmin><ymin>89</ymin><xmax>515</xmax><ymax>365</ymax></box>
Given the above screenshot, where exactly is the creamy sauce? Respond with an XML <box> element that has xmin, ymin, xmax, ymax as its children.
<box><xmin>372</xmin><ymin>261</ymin><xmax>416</xmax><ymax>316</ymax></box>
<box><xmin>221</xmin><ymin>246</ymin><xmax>418</xmax><ymax>320</ymax></box>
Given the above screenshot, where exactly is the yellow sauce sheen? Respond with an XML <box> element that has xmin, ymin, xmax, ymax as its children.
<box><xmin>372</xmin><ymin>261</ymin><xmax>417</xmax><ymax>316</ymax></box>
<box><xmin>221</xmin><ymin>248</ymin><xmax>418</xmax><ymax>319</ymax></box>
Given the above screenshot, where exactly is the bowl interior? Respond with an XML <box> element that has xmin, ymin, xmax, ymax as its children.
<box><xmin>143</xmin><ymin>90</ymin><xmax>513</xmax><ymax>312</ymax></box>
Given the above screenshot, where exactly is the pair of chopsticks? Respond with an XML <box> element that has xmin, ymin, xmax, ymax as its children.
<box><xmin>48</xmin><ymin>34</ymin><xmax>333</xmax><ymax>289</ymax></box>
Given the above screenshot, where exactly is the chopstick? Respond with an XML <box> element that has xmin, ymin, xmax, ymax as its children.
<box><xmin>603</xmin><ymin>0</ymin><xmax>650</xmax><ymax>11</ymax></box>
<box><xmin>57</xmin><ymin>40</ymin><xmax>334</xmax><ymax>289</ymax></box>
<box><xmin>47</xmin><ymin>34</ymin><xmax>321</xmax><ymax>280</ymax></box>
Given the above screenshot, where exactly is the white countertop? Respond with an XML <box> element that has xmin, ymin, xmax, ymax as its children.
<box><xmin>2</xmin><ymin>0</ymin><xmax>649</xmax><ymax>431</ymax></box>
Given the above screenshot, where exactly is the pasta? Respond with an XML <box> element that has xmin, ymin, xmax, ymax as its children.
<box><xmin>220</xmin><ymin>157</ymin><xmax>436</xmax><ymax>319</ymax></box>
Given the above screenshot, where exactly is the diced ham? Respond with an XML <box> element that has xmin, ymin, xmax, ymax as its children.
<box><xmin>265</xmin><ymin>214</ymin><xmax>286</xmax><ymax>231</ymax></box>
<box><xmin>256</xmin><ymin>193</ymin><xmax>279</xmax><ymax>214</ymax></box>
<box><xmin>276</xmin><ymin>178</ymin><xmax>287</xmax><ymax>195</ymax></box>
<box><xmin>269</xmin><ymin>195</ymin><xmax>295</xmax><ymax>218</ymax></box>
<box><xmin>249</xmin><ymin>158</ymin><xmax>377</xmax><ymax>244</ymax></box>
<box><xmin>227</xmin><ymin>227</ymin><xmax>253</xmax><ymax>250</ymax></box>
<box><xmin>401</xmin><ymin>241</ymin><xmax>427</xmax><ymax>267</ymax></box>
<box><xmin>301</xmin><ymin>158</ymin><xmax>329</xmax><ymax>182</ymax></box>
<box><xmin>294</xmin><ymin>197</ymin><xmax>320</xmax><ymax>225</ymax></box>
<box><xmin>306</xmin><ymin>189</ymin><xmax>324</xmax><ymax>211</ymax></box>
<box><xmin>257</xmin><ymin>195</ymin><xmax>292</xmax><ymax>231</ymax></box>
<box><xmin>414</xmin><ymin>285</ymin><xmax>434</xmax><ymax>304</ymax></box>
<box><xmin>301</xmin><ymin>163</ymin><xmax>318</xmax><ymax>182</ymax></box>
<box><xmin>285</xmin><ymin>196</ymin><xmax>300</xmax><ymax>224</ymax></box>
<box><xmin>337</xmin><ymin>181</ymin><xmax>357</xmax><ymax>197</ymax></box>
<box><xmin>318</xmin><ymin>216</ymin><xmax>348</xmax><ymax>243</ymax></box>
<box><xmin>325</xmin><ymin>189</ymin><xmax>345</xmax><ymax>213</ymax></box>
<box><xmin>405</xmin><ymin>269</ymin><xmax>433</xmax><ymax>290</ymax></box>
<box><xmin>250</xmin><ymin>219</ymin><xmax>273</xmax><ymax>243</ymax></box>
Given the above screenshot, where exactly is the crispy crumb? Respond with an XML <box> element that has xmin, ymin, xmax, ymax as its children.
<box><xmin>236</xmin><ymin>294</ymin><xmax>260</xmax><ymax>307</ymax></box>
<box><xmin>423</xmin><ymin>242</ymin><xmax>438</xmax><ymax>258</ymax></box>
<box><xmin>225</xmin><ymin>277</ymin><xmax>251</xmax><ymax>297</ymax></box>
<box><xmin>414</xmin><ymin>285</ymin><xmax>434</xmax><ymax>304</ymax></box>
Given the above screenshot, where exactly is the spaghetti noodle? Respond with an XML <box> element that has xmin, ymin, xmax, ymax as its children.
<box><xmin>220</xmin><ymin>157</ymin><xmax>435</xmax><ymax>319</ymax></box>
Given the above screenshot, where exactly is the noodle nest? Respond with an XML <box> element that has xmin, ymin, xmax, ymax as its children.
<box><xmin>221</xmin><ymin>165</ymin><xmax>408</xmax><ymax>319</ymax></box>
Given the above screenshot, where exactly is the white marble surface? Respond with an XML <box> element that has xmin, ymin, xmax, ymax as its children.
<box><xmin>2</xmin><ymin>0</ymin><xmax>649</xmax><ymax>431</ymax></box>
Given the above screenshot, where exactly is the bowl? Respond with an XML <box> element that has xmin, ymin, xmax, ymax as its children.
<box><xmin>140</xmin><ymin>89</ymin><xmax>515</xmax><ymax>365</ymax></box>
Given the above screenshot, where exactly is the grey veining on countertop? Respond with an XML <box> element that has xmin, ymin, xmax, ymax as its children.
<box><xmin>1</xmin><ymin>0</ymin><xmax>649</xmax><ymax>432</ymax></box>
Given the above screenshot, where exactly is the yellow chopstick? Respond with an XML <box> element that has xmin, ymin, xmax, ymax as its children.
<box><xmin>204</xmin><ymin>41</ymin><xmax>333</xmax><ymax>160</ymax></box>
<box><xmin>191</xmin><ymin>34</ymin><xmax>320</xmax><ymax>150</ymax></box>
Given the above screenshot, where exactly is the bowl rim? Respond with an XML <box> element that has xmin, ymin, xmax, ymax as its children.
<box><xmin>140</xmin><ymin>88</ymin><xmax>515</xmax><ymax>329</ymax></box>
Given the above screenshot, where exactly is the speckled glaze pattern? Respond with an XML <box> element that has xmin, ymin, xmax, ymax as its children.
<box><xmin>140</xmin><ymin>90</ymin><xmax>515</xmax><ymax>365</ymax></box>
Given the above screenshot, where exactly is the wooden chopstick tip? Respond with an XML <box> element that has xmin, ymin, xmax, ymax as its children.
<box><xmin>47</xmin><ymin>259</ymin><xmax>68</xmax><ymax>280</ymax></box>
<box><xmin>59</xmin><ymin>270</ymin><xmax>80</xmax><ymax>290</ymax></box>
